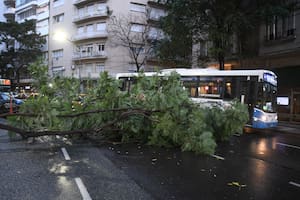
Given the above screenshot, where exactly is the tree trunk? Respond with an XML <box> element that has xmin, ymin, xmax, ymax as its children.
<box><xmin>218</xmin><ymin>54</ymin><xmax>225</xmax><ymax>70</ymax></box>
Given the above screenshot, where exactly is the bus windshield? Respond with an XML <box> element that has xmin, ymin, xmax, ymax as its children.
<box><xmin>257</xmin><ymin>82</ymin><xmax>277</xmax><ymax>113</ymax></box>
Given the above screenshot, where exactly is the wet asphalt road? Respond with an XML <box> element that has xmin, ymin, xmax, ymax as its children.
<box><xmin>0</xmin><ymin>126</ymin><xmax>299</xmax><ymax>200</ymax></box>
<box><xmin>103</xmin><ymin>128</ymin><xmax>300</xmax><ymax>200</ymax></box>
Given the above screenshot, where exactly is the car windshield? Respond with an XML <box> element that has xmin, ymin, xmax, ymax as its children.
<box><xmin>1</xmin><ymin>93</ymin><xmax>10</xmax><ymax>101</ymax></box>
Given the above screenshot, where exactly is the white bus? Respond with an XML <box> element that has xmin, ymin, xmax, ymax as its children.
<box><xmin>116</xmin><ymin>68</ymin><xmax>278</xmax><ymax>129</ymax></box>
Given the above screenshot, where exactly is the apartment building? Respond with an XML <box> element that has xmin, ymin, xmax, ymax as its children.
<box><xmin>0</xmin><ymin>0</ymin><xmax>166</xmax><ymax>88</ymax></box>
<box><xmin>49</xmin><ymin>0</ymin><xmax>167</xmax><ymax>81</ymax></box>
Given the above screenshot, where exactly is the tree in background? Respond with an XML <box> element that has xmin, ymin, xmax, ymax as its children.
<box><xmin>156</xmin><ymin>2</ymin><xmax>193</xmax><ymax>68</ymax></box>
<box><xmin>160</xmin><ymin>0</ymin><xmax>294</xmax><ymax>70</ymax></box>
<box><xmin>0</xmin><ymin>20</ymin><xmax>45</xmax><ymax>89</ymax></box>
<box><xmin>108</xmin><ymin>14</ymin><xmax>162</xmax><ymax>72</ymax></box>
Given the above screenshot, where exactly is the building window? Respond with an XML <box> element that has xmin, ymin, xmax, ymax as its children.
<box><xmin>52</xmin><ymin>49</ymin><xmax>63</xmax><ymax>59</ymax></box>
<box><xmin>16</xmin><ymin>8</ymin><xmax>36</xmax><ymax>21</ymax></box>
<box><xmin>78</xmin><ymin>7</ymin><xmax>85</xmax><ymax>17</ymax></box>
<box><xmin>130</xmin><ymin>2</ymin><xmax>146</xmax><ymax>13</ymax></box>
<box><xmin>265</xmin><ymin>11</ymin><xmax>296</xmax><ymax>41</ymax></box>
<box><xmin>97</xmin><ymin>3</ymin><xmax>107</xmax><ymax>14</ymax></box>
<box><xmin>53</xmin><ymin>0</ymin><xmax>64</xmax><ymax>8</ymax></box>
<box><xmin>87</xmin><ymin>24</ymin><xmax>94</xmax><ymax>33</ymax></box>
<box><xmin>149</xmin><ymin>7</ymin><xmax>166</xmax><ymax>20</ymax></box>
<box><xmin>96</xmin><ymin>23</ymin><xmax>106</xmax><ymax>32</ymax></box>
<box><xmin>199</xmin><ymin>41</ymin><xmax>209</xmax><ymax>57</ymax></box>
<box><xmin>131</xmin><ymin>46</ymin><xmax>145</xmax><ymax>54</ymax></box>
<box><xmin>77</xmin><ymin>26</ymin><xmax>84</xmax><ymax>34</ymax></box>
<box><xmin>81</xmin><ymin>63</ymin><xmax>93</xmax><ymax>76</ymax></box>
<box><xmin>52</xmin><ymin>66</ymin><xmax>65</xmax><ymax>77</ymax></box>
<box><xmin>131</xmin><ymin>24</ymin><xmax>144</xmax><ymax>32</ymax></box>
<box><xmin>87</xmin><ymin>4</ymin><xmax>94</xmax><ymax>13</ymax></box>
<box><xmin>95</xmin><ymin>64</ymin><xmax>105</xmax><ymax>73</ymax></box>
<box><xmin>86</xmin><ymin>45</ymin><xmax>93</xmax><ymax>56</ymax></box>
<box><xmin>149</xmin><ymin>27</ymin><xmax>164</xmax><ymax>39</ymax></box>
<box><xmin>53</xmin><ymin>13</ymin><xmax>64</xmax><ymax>23</ymax></box>
<box><xmin>97</xmin><ymin>44</ymin><xmax>105</xmax><ymax>52</ymax></box>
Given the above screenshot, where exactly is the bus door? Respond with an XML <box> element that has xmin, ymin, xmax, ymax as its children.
<box><xmin>239</xmin><ymin>76</ymin><xmax>258</xmax><ymax>124</ymax></box>
<box><xmin>182</xmin><ymin>77</ymin><xmax>198</xmax><ymax>97</ymax></box>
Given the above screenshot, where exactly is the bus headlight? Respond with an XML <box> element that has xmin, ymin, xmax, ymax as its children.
<box><xmin>261</xmin><ymin>115</ymin><xmax>267</xmax><ymax>122</ymax></box>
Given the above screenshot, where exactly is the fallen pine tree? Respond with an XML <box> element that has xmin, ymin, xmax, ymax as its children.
<box><xmin>0</xmin><ymin>61</ymin><xmax>248</xmax><ymax>155</ymax></box>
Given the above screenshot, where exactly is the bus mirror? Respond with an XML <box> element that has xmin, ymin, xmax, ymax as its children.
<box><xmin>241</xmin><ymin>95</ymin><xmax>245</xmax><ymax>104</ymax></box>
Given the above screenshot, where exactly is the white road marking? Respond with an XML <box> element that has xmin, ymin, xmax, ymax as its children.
<box><xmin>276</xmin><ymin>142</ymin><xmax>300</xmax><ymax>150</ymax></box>
<box><xmin>75</xmin><ymin>178</ymin><xmax>92</xmax><ymax>200</ymax></box>
<box><xmin>61</xmin><ymin>147</ymin><xmax>71</xmax><ymax>160</ymax></box>
<box><xmin>289</xmin><ymin>181</ymin><xmax>300</xmax><ymax>188</ymax></box>
<box><xmin>211</xmin><ymin>154</ymin><xmax>225</xmax><ymax>160</ymax></box>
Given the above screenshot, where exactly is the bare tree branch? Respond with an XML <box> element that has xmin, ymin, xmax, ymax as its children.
<box><xmin>107</xmin><ymin>13</ymin><xmax>154</xmax><ymax>72</ymax></box>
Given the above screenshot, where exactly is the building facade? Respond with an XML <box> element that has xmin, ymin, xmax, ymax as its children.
<box><xmin>1</xmin><ymin>0</ymin><xmax>166</xmax><ymax>89</ymax></box>
<box><xmin>230</xmin><ymin>1</ymin><xmax>300</xmax><ymax>123</ymax></box>
<box><xmin>48</xmin><ymin>0</ymin><xmax>167</xmax><ymax>81</ymax></box>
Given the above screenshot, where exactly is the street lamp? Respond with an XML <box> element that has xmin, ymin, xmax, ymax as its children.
<box><xmin>52</xmin><ymin>30</ymin><xmax>82</xmax><ymax>92</ymax></box>
<box><xmin>53</xmin><ymin>31</ymin><xmax>69</xmax><ymax>43</ymax></box>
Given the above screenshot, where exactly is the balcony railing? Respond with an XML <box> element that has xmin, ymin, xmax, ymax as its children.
<box><xmin>72</xmin><ymin>31</ymin><xmax>107</xmax><ymax>42</ymax></box>
<box><xmin>17</xmin><ymin>15</ymin><xmax>37</xmax><ymax>23</ymax></box>
<box><xmin>73</xmin><ymin>0</ymin><xmax>107</xmax><ymax>6</ymax></box>
<box><xmin>73</xmin><ymin>9</ymin><xmax>108</xmax><ymax>23</ymax></box>
<box><xmin>4</xmin><ymin>7</ymin><xmax>15</xmax><ymax>17</ymax></box>
<box><xmin>16</xmin><ymin>0</ymin><xmax>37</xmax><ymax>11</ymax></box>
<box><xmin>37</xmin><ymin>11</ymin><xmax>49</xmax><ymax>21</ymax></box>
<box><xmin>72</xmin><ymin>51</ymin><xmax>107</xmax><ymax>60</ymax></box>
<box><xmin>148</xmin><ymin>0</ymin><xmax>168</xmax><ymax>6</ymax></box>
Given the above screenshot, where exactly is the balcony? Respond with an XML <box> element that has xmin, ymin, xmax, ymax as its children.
<box><xmin>72</xmin><ymin>31</ymin><xmax>107</xmax><ymax>42</ymax></box>
<box><xmin>37</xmin><ymin>10</ymin><xmax>49</xmax><ymax>21</ymax></box>
<box><xmin>73</xmin><ymin>9</ymin><xmax>108</xmax><ymax>24</ymax></box>
<box><xmin>72</xmin><ymin>51</ymin><xmax>107</xmax><ymax>61</ymax></box>
<box><xmin>17</xmin><ymin>15</ymin><xmax>37</xmax><ymax>23</ymax></box>
<box><xmin>15</xmin><ymin>0</ymin><xmax>37</xmax><ymax>12</ymax></box>
<box><xmin>73</xmin><ymin>0</ymin><xmax>107</xmax><ymax>7</ymax></box>
<box><xmin>148</xmin><ymin>0</ymin><xmax>168</xmax><ymax>7</ymax></box>
<box><xmin>4</xmin><ymin>7</ymin><xmax>15</xmax><ymax>17</ymax></box>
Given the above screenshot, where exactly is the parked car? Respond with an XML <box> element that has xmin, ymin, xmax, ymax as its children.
<box><xmin>0</xmin><ymin>92</ymin><xmax>24</xmax><ymax>114</ymax></box>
